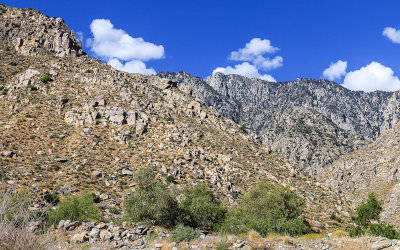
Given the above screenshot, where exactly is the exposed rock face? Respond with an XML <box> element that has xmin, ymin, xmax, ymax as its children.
<box><xmin>320</xmin><ymin>124</ymin><xmax>400</xmax><ymax>227</ymax></box>
<box><xmin>0</xmin><ymin>4</ymin><xmax>349</xmax><ymax>237</ymax></box>
<box><xmin>0</xmin><ymin>4</ymin><xmax>84</xmax><ymax>57</ymax></box>
<box><xmin>161</xmin><ymin>72</ymin><xmax>400</xmax><ymax>174</ymax></box>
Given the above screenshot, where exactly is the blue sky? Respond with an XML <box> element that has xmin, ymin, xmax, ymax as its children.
<box><xmin>3</xmin><ymin>0</ymin><xmax>400</xmax><ymax>91</ymax></box>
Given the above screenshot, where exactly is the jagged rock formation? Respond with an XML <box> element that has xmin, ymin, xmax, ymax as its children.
<box><xmin>0</xmin><ymin>4</ymin><xmax>84</xmax><ymax>57</ymax></box>
<box><xmin>161</xmin><ymin>72</ymin><xmax>400</xmax><ymax>174</ymax></box>
<box><xmin>320</xmin><ymin>124</ymin><xmax>400</xmax><ymax>227</ymax></box>
<box><xmin>0</xmin><ymin>4</ymin><xmax>349</xmax><ymax>243</ymax></box>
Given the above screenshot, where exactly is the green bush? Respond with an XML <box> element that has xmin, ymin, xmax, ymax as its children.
<box><xmin>180</xmin><ymin>182</ymin><xmax>226</xmax><ymax>230</ymax></box>
<box><xmin>369</xmin><ymin>223</ymin><xmax>399</xmax><ymax>239</ymax></box>
<box><xmin>353</xmin><ymin>193</ymin><xmax>383</xmax><ymax>227</ymax></box>
<box><xmin>330</xmin><ymin>212</ymin><xmax>342</xmax><ymax>223</ymax></box>
<box><xmin>47</xmin><ymin>191</ymin><xmax>99</xmax><ymax>225</ymax></box>
<box><xmin>166</xmin><ymin>175</ymin><xmax>176</xmax><ymax>183</ymax></box>
<box><xmin>26</xmin><ymin>84</ymin><xmax>38</xmax><ymax>91</ymax></box>
<box><xmin>43</xmin><ymin>192</ymin><xmax>59</xmax><ymax>205</ymax></box>
<box><xmin>170</xmin><ymin>224</ymin><xmax>201</xmax><ymax>242</ymax></box>
<box><xmin>219</xmin><ymin>180</ymin><xmax>310</xmax><ymax>236</ymax></box>
<box><xmin>215</xmin><ymin>242</ymin><xmax>230</xmax><ymax>250</ymax></box>
<box><xmin>124</xmin><ymin>167</ymin><xmax>179</xmax><ymax>227</ymax></box>
<box><xmin>39</xmin><ymin>75</ymin><xmax>52</xmax><ymax>83</ymax></box>
<box><xmin>348</xmin><ymin>225</ymin><xmax>364</xmax><ymax>237</ymax></box>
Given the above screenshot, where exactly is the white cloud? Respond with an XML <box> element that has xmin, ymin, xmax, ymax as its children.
<box><xmin>383</xmin><ymin>27</ymin><xmax>400</xmax><ymax>44</ymax></box>
<box><xmin>213</xmin><ymin>38</ymin><xmax>281</xmax><ymax>81</ymax></box>
<box><xmin>253</xmin><ymin>55</ymin><xmax>283</xmax><ymax>71</ymax></box>
<box><xmin>108</xmin><ymin>58</ymin><xmax>156</xmax><ymax>75</ymax></box>
<box><xmin>229</xmin><ymin>38</ymin><xmax>278</xmax><ymax>61</ymax></box>
<box><xmin>88</xmin><ymin>19</ymin><xmax>164</xmax><ymax>61</ymax></box>
<box><xmin>322</xmin><ymin>60</ymin><xmax>347</xmax><ymax>81</ymax></box>
<box><xmin>343</xmin><ymin>62</ymin><xmax>400</xmax><ymax>92</ymax></box>
<box><xmin>212</xmin><ymin>62</ymin><xmax>276</xmax><ymax>82</ymax></box>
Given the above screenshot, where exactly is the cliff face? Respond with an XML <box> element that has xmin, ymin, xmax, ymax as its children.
<box><xmin>161</xmin><ymin>72</ymin><xmax>400</xmax><ymax>173</ymax></box>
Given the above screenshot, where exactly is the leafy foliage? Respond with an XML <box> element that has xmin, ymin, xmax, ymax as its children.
<box><xmin>353</xmin><ymin>193</ymin><xmax>383</xmax><ymax>227</ymax></box>
<box><xmin>47</xmin><ymin>191</ymin><xmax>99</xmax><ymax>225</ymax></box>
<box><xmin>43</xmin><ymin>192</ymin><xmax>59</xmax><ymax>205</ymax></box>
<box><xmin>39</xmin><ymin>75</ymin><xmax>52</xmax><ymax>83</ymax></box>
<box><xmin>170</xmin><ymin>224</ymin><xmax>201</xmax><ymax>242</ymax></box>
<box><xmin>219</xmin><ymin>180</ymin><xmax>310</xmax><ymax>236</ymax></box>
<box><xmin>181</xmin><ymin>182</ymin><xmax>226</xmax><ymax>230</ymax></box>
<box><xmin>124</xmin><ymin>167</ymin><xmax>179</xmax><ymax>227</ymax></box>
<box><xmin>369</xmin><ymin>223</ymin><xmax>399</xmax><ymax>239</ymax></box>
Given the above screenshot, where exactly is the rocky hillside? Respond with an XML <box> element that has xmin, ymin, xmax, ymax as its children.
<box><xmin>320</xmin><ymin>123</ymin><xmax>400</xmax><ymax>227</ymax></box>
<box><xmin>161</xmin><ymin>72</ymin><xmax>400</xmax><ymax>174</ymax></box>
<box><xmin>0</xmin><ymin>3</ymin><xmax>348</xmax><ymax>236</ymax></box>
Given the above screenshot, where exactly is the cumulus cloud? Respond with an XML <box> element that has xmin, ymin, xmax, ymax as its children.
<box><xmin>322</xmin><ymin>60</ymin><xmax>347</xmax><ymax>81</ymax></box>
<box><xmin>88</xmin><ymin>19</ymin><xmax>164</xmax><ymax>61</ymax></box>
<box><xmin>213</xmin><ymin>38</ymin><xmax>281</xmax><ymax>81</ymax></box>
<box><xmin>213</xmin><ymin>62</ymin><xmax>276</xmax><ymax>82</ymax></box>
<box><xmin>383</xmin><ymin>27</ymin><xmax>400</xmax><ymax>44</ymax></box>
<box><xmin>343</xmin><ymin>62</ymin><xmax>400</xmax><ymax>92</ymax></box>
<box><xmin>87</xmin><ymin>19</ymin><xmax>164</xmax><ymax>75</ymax></box>
<box><xmin>108</xmin><ymin>58</ymin><xmax>156</xmax><ymax>75</ymax></box>
<box><xmin>229</xmin><ymin>38</ymin><xmax>278</xmax><ymax>61</ymax></box>
<box><xmin>253</xmin><ymin>55</ymin><xmax>283</xmax><ymax>71</ymax></box>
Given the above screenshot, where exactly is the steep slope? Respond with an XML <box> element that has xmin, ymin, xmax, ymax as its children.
<box><xmin>320</xmin><ymin>124</ymin><xmax>400</xmax><ymax>227</ymax></box>
<box><xmin>161</xmin><ymin>72</ymin><xmax>400</xmax><ymax>173</ymax></box>
<box><xmin>0</xmin><ymin>4</ymin><xmax>347</xmax><ymax>231</ymax></box>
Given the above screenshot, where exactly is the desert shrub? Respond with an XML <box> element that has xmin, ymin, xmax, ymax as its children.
<box><xmin>124</xmin><ymin>167</ymin><xmax>180</xmax><ymax>227</ymax></box>
<box><xmin>330</xmin><ymin>212</ymin><xmax>342</xmax><ymax>223</ymax></box>
<box><xmin>170</xmin><ymin>224</ymin><xmax>201</xmax><ymax>242</ymax></box>
<box><xmin>220</xmin><ymin>180</ymin><xmax>310</xmax><ymax>236</ymax></box>
<box><xmin>215</xmin><ymin>242</ymin><xmax>230</xmax><ymax>250</ymax></box>
<box><xmin>239</xmin><ymin>125</ymin><xmax>247</xmax><ymax>132</ymax></box>
<box><xmin>47</xmin><ymin>191</ymin><xmax>99</xmax><ymax>225</ymax></box>
<box><xmin>39</xmin><ymin>75</ymin><xmax>52</xmax><ymax>83</ymax></box>
<box><xmin>348</xmin><ymin>225</ymin><xmax>364</xmax><ymax>237</ymax></box>
<box><xmin>369</xmin><ymin>223</ymin><xmax>399</xmax><ymax>239</ymax></box>
<box><xmin>43</xmin><ymin>192</ymin><xmax>59</xmax><ymax>205</ymax></box>
<box><xmin>166</xmin><ymin>175</ymin><xmax>176</xmax><ymax>183</ymax></box>
<box><xmin>332</xmin><ymin>229</ymin><xmax>347</xmax><ymax>238</ymax></box>
<box><xmin>180</xmin><ymin>182</ymin><xmax>226</xmax><ymax>230</ymax></box>
<box><xmin>353</xmin><ymin>193</ymin><xmax>383</xmax><ymax>227</ymax></box>
<box><xmin>0</xmin><ymin>223</ymin><xmax>51</xmax><ymax>250</ymax></box>
<box><xmin>0</xmin><ymin>189</ymin><xmax>32</xmax><ymax>227</ymax></box>
<box><xmin>26</xmin><ymin>84</ymin><xmax>38</xmax><ymax>91</ymax></box>
<box><xmin>0</xmin><ymin>189</ymin><xmax>51</xmax><ymax>249</ymax></box>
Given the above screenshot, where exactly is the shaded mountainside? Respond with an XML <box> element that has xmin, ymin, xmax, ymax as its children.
<box><xmin>320</xmin><ymin>124</ymin><xmax>400</xmax><ymax>227</ymax></box>
<box><xmin>0</xmin><ymin>4</ymin><xmax>348</xmax><ymax>232</ymax></box>
<box><xmin>161</xmin><ymin>71</ymin><xmax>400</xmax><ymax>173</ymax></box>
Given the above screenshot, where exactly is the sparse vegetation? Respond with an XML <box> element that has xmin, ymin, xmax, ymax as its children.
<box><xmin>39</xmin><ymin>75</ymin><xmax>52</xmax><ymax>83</ymax></box>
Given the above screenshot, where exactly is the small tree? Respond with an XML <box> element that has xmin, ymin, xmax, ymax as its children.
<box><xmin>220</xmin><ymin>180</ymin><xmax>310</xmax><ymax>236</ymax></box>
<box><xmin>180</xmin><ymin>182</ymin><xmax>226</xmax><ymax>230</ymax></box>
<box><xmin>124</xmin><ymin>167</ymin><xmax>179</xmax><ymax>227</ymax></box>
<box><xmin>353</xmin><ymin>193</ymin><xmax>383</xmax><ymax>228</ymax></box>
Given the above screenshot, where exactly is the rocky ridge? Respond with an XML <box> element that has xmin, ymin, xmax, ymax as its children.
<box><xmin>161</xmin><ymin>72</ymin><xmax>400</xmax><ymax>174</ymax></box>
<box><xmin>0</xmin><ymin>4</ymin><xmax>351</xmax><ymax>246</ymax></box>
